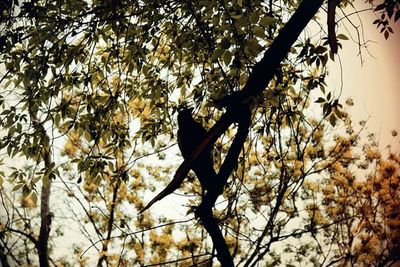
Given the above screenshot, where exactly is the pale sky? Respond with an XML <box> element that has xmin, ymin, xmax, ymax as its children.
<box><xmin>328</xmin><ymin>6</ymin><xmax>400</xmax><ymax>152</ymax></box>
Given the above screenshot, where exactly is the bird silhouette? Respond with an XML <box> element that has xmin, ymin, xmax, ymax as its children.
<box><xmin>177</xmin><ymin>108</ymin><xmax>217</xmax><ymax>195</ymax></box>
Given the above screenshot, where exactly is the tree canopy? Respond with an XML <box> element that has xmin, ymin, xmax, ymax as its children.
<box><xmin>0</xmin><ymin>0</ymin><xmax>399</xmax><ymax>266</ymax></box>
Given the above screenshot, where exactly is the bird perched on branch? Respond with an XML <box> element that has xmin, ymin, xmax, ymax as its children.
<box><xmin>177</xmin><ymin>108</ymin><xmax>217</xmax><ymax>195</ymax></box>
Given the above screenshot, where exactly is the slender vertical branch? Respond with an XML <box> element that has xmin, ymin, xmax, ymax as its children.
<box><xmin>97</xmin><ymin>179</ymin><xmax>121</xmax><ymax>267</ymax></box>
<box><xmin>0</xmin><ymin>243</ymin><xmax>11</xmax><ymax>267</ymax></box>
<box><xmin>28</xmin><ymin>100</ymin><xmax>53</xmax><ymax>267</ymax></box>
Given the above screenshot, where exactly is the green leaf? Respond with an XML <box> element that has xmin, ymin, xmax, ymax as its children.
<box><xmin>12</xmin><ymin>183</ymin><xmax>24</xmax><ymax>192</ymax></box>
<box><xmin>336</xmin><ymin>34</ymin><xmax>349</xmax><ymax>40</ymax></box>
<box><xmin>249</xmin><ymin>13</ymin><xmax>259</xmax><ymax>24</ymax></box>
<box><xmin>211</xmin><ymin>48</ymin><xmax>224</xmax><ymax>61</ymax></box>
<box><xmin>260</xmin><ymin>16</ymin><xmax>277</xmax><ymax>27</ymax></box>
<box><xmin>223</xmin><ymin>51</ymin><xmax>232</xmax><ymax>66</ymax></box>
<box><xmin>253</xmin><ymin>26</ymin><xmax>265</xmax><ymax>38</ymax></box>
<box><xmin>315</xmin><ymin>46</ymin><xmax>327</xmax><ymax>54</ymax></box>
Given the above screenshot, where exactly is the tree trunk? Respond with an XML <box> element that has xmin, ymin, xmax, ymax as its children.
<box><xmin>38</xmin><ymin>179</ymin><xmax>52</xmax><ymax>267</ymax></box>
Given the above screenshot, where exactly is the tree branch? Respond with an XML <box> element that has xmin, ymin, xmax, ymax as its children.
<box><xmin>142</xmin><ymin>1</ymin><xmax>326</xmax><ymax>264</ymax></box>
<box><xmin>196</xmin><ymin>105</ymin><xmax>251</xmax><ymax>267</ymax></box>
<box><xmin>179</xmin><ymin>0</ymin><xmax>326</xmax><ymax>190</ymax></box>
<box><xmin>6</xmin><ymin>227</ymin><xmax>38</xmax><ymax>246</ymax></box>
<box><xmin>142</xmin><ymin>0</ymin><xmax>325</xmax><ymax>210</ymax></box>
<box><xmin>140</xmin><ymin>112</ymin><xmax>234</xmax><ymax>213</ymax></box>
<box><xmin>28</xmin><ymin>92</ymin><xmax>53</xmax><ymax>267</ymax></box>
<box><xmin>97</xmin><ymin>180</ymin><xmax>120</xmax><ymax>266</ymax></box>
<box><xmin>328</xmin><ymin>0</ymin><xmax>340</xmax><ymax>53</ymax></box>
<box><xmin>218</xmin><ymin>0</ymin><xmax>324</xmax><ymax>106</ymax></box>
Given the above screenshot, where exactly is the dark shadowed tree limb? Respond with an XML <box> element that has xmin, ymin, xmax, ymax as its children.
<box><xmin>0</xmin><ymin>243</ymin><xmax>11</xmax><ymax>267</ymax></box>
<box><xmin>328</xmin><ymin>0</ymin><xmax>340</xmax><ymax>54</ymax></box>
<box><xmin>195</xmin><ymin>105</ymin><xmax>252</xmax><ymax>267</ymax></box>
<box><xmin>142</xmin><ymin>0</ymin><xmax>325</xmax><ymax>265</ymax></box>
<box><xmin>216</xmin><ymin>0</ymin><xmax>325</xmax><ymax>107</ymax></box>
<box><xmin>194</xmin><ymin>1</ymin><xmax>325</xmax><ymax>265</ymax></box>
<box><xmin>140</xmin><ymin>112</ymin><xmax>235</xmax><ymax>213</ymax></box>
<box><xmin>142</xmin><ymin>0</ymin><xmax>325</xmax><ymax>212</ymax></box>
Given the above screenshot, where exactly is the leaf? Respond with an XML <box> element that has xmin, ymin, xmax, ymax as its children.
<box><xmin>220</xmin><ymin>38</ymin><xmax>231</xmax><ymax>49</ymax></box>
<box><xmin>375</xmin><ymin>4</ymin><xmax>385</xmax><ymax>11</ymax></box>
<box><xmin>253</xmin><ymin>26</ymin><xmax>265</xmax><ymax>38</ymax></box>
<box><xmin>323</xmin><ymin>103</ymin><xmax>331</xmax><ymax>115</ymax></box>
<box><xmin>223</xmin><ymin>51</ymin><xmax>232</xmax><ymax>66</ymax></box>
<box><xmin>249</xmin><ymin>13</ymin><xmax>259</xmax><ymax>24</ymax></box>
<box><xmin>387</xmin><ymin>7</ymin><xmax>394</xmax><ymax>19</ymax></box>
<box><xmin>12</xmin><ymin>183</ymin><xmax>24</xmax><ymax>192</ymax></box>
<box><xmin>211</xmin><ymin>48</ymin><xmax>224</xmax><ymax>61</ymax></box>
<box><xmin>320</xmin><ymin>84</ymin><xmax>325</xmax><ymax>94</ymax></box>
<box><xmin>384</xmin><ymin>30</ymin><xmax>389</xmax><ymax>40</ymax></box>
<box><xmin>334</xmin><ymin>108</ymin><xmax>343</xmax><ymax>118</ymax></box>
<box><xmin>142</xmin><ymin>64</ymin><xmax>150</xmax><ymax>75</ymax></box>
<box><xmin>30</xmin><ymin>192</ymin><xmax>38</xmax><ymax>204</ymax></box>
<box><xmin>84</xmin><ymin>130</ymin><xmax>92</xmax><ymax>142</ymax></box>
<box><xmin>260</xmin><ymin>16</ymin><xmax>276</xmax><ymax>27</ymax></box>
<box><xmin>239</xmin><ymin>72</ymin><xmax>248</xmax><ymax>86</ymax></box>
<box><xmin>21</xmin><ymin>185</ymin><xmax>30</xmax><ymax>197</ymax></box>
<box><xmin>329</xmin><ymin>114</ymin><xmax>337</xmax><ymax>127</ymax></box>
<box><xmin>322</xmin><ymin>54</ymin><xmax>328</xmax><ymax>66</ymax></box>
<box><xmin>7</xmin><ymin>145</ymin><xmax>12</xmax><ymax>157</ymax></box>
<box><xmin>315</xmin><ymin>46</ymin><xmax>327</xmax><ymax>54</ymax></box>
<box><xmin>395</xmin><ymin>10</ymin><xmax>400</xmax><ymax>22</ymax></box>
<box><xmin>3</xmin><ymin>79</ymin><xmax>12</xmax><ymax>89</ymax></box>
<box><xmin>336</xmin><ymin>34</ymin><xmax>349</xmax><ymax>40</ymax></box>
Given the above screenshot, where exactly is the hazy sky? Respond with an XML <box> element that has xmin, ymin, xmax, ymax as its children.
<box><xmin>328</xmin><ymin>5</ymin><xmax>400</xmax><ymax>151</ymax></box>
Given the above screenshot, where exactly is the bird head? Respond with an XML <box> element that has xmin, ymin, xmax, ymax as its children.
<box><xmin>177</xmin><ymin>107</ymin><xmax>194</xmax><ymax>124</ymax></box>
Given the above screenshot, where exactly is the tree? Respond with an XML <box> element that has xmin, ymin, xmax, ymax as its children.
<box><xmin>320</xmin><ymin>130</ymin><xmax>400</xmax><ymax>266</ymax></box>
<box><xmin>0</xmin><ymin>0</ymin><xmax>399</xmax><ymax>266</ymax></box>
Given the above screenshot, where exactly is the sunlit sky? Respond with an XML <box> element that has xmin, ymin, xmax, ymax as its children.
<box><xmin>328</xmin><ymin>4</ymin><xmax>400</xmax><ymax>151</ymax></box>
